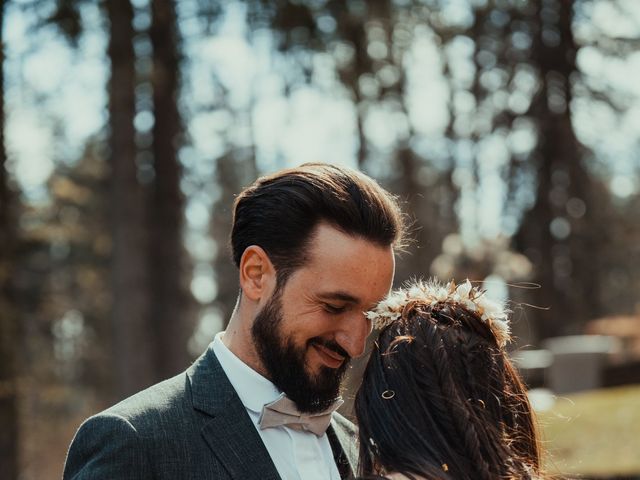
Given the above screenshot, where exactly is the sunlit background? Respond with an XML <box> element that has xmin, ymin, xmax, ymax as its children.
<box><xmin>1</xmin><ymin>0</ymin><xmax>640</xmax><ymax>478</ymax></box>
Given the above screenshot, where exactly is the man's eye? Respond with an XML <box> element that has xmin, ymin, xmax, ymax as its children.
<box><xmin>324</xmin><ymin>304</ymin><xmax>346</xmax><ymax>314</ymax></box>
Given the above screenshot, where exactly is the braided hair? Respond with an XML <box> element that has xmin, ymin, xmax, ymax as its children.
<box><xmin>355</xmin><ymin>280</ymin><xmax>542</xmax><ymax>480</ymax></box>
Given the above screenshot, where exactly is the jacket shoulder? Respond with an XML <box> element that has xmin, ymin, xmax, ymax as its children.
<box><xmin>104</xmin><ymin>372</ymin><xmax>191</xmax><ymax>431</ymax></box>
<box><xmin>65</xmin><ymin>372</ymin><xmax>198</xmax><ymax>479</ymax></box>
<box><xmin>64</xmin><ymin>412</ymin><xmax>151</xmax><ymax>479</ymax></box>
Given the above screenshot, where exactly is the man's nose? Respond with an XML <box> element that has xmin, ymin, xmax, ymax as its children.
<box><xmin>335</xmin><ymin>313</ymin><xmax>372</xmax><ymax>358</ymax></box>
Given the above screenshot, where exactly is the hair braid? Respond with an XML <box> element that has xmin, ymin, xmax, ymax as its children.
<box><xmin>452</xmin><ymin>321</ymin><xmax>508</xmax><ymax>444</ymax></box>
<box><xmin>431</xmin><ymin>332</ymin><xmax>495</xmax><ymax>480</ymax></box>
<box><xmin>402</xmin><ymin>303</ymin><xmax>507</xmax><ymax>479</ymax></box>
<box><xmin>409</xmin><ymin>320</ymin><xmax>461</xmax><ymax>445</ymax></box>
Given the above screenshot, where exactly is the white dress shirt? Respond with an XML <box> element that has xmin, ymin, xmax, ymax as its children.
<box><xmin>212</xmin><ymin>332</ymin><xmax>342</xmax><ymax>480</ymax></box>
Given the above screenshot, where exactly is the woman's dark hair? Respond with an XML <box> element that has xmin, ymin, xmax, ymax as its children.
<box><xmin>355</xmin><ymin>290</ymin><xmax>542</xmax><ymax>480</ymax></box>
<box><xmin>231</xmin><ymin>163</ymin><xmax>406</xmax><ymax>286</ymax></box>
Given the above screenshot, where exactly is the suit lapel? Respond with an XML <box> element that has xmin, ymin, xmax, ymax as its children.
<box><xmin>328</xmin><ymin>416</ymin><xmax>358</xmax><ymax>479</ymax></box>
<box><xmin>200</xmin><ymin>402</ymin><xmax>281</xmax><ymax>480</ymax></box>
<box><xmin>188</xmin><ymin>349</ymin><xmax>281</xmax><ymax>480</ymax></box>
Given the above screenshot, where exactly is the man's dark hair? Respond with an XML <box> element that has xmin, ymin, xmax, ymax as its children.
<box><xmin>231</xmin><ymin>163</ymin><xmax>406</xmax><ymax>285</ymax></box>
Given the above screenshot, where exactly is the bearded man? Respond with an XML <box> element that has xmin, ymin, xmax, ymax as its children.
<box><xmin>63</xmin><ymin>163</ymin><xmax>406</xmax><ymax>479</ymax></box>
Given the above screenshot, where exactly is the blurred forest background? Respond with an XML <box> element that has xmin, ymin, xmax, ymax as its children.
<box><xmin>1</xmin><ymin>0</ymin><xmax>640</xmax><ymax>478</ymax></box>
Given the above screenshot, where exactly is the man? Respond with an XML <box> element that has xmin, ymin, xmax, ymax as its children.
<box><xmin>64</xmin><ymin>163</ymin><xmax>406</xmax><ymax>479</ymax></box>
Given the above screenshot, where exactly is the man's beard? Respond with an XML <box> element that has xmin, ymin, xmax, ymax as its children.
<box><xmin>251</xmin><ymin>290</ymin><xmax>350</xmax><ymax>414</ymax></box>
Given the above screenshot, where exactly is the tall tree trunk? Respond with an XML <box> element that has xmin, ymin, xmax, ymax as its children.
<box><xmin>213</xmin><ymin>154</ymin><xmax>257</xmax><ymax>329</ymax></box>
<box><xmin>515</xmin><ymin>0</ymin><xmax>598</xmax><ymax>340</ymax></box>
<box><xmin>325</xmin><ymin>0</ymin><xmax>374</xmax><ymax>170</ymax></box>
<box><xmin>149</xmin><ymin>0</ymin><xmax>190</xmax><ymax>377</ymax></box>
<box><xmin>106</xmin><ymin>0</ymin><xmax>155</xmax><ymax>397</ymax></box>
<box><xmin>0</xmin><ymin>2</ymin><xmax>19</xmax><ymax>477</ymax></box>
<box><xmin>394</xmin><ymin>147</ymin><xmax>457</xmax><ymax>281</ymax></box>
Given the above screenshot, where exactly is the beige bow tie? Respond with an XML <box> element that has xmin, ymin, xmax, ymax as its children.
<box><xmin>258</xmin><ymin>394</ymin><xmax>344</xmax><ymax>436</ymax></box>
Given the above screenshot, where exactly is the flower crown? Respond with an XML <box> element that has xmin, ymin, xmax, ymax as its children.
<box><xmin>365</xmin><ymin>278</ymin><xmax>511</xmax><ymax>348</ymax></box>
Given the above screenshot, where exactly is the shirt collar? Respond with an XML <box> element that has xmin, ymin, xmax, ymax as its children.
<box><xmin>211</xmin><ymin>331</ymin><xmax>282</xmax><ymax>413</ymax></box>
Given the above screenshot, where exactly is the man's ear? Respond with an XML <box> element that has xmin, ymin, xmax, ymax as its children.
<box><xmin>239</xmin><ymin>245</ymin><xmax>276</xmax><ymax>302</ymax></box>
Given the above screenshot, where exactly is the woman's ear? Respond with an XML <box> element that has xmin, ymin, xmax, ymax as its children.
<box><xmin>238</xmin><ymin>245</ymin><xmax>276</xmax><ymax>302</ymax></box>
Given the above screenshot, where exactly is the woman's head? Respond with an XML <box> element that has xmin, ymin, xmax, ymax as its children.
<box><xmin>355</xmin><ymin>279</ymin><xmax>541</xmax><ymax>480</ymax></box>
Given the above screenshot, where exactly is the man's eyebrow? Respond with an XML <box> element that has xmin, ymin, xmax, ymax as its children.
<box><xmin>317</xmin><ymin>291</ymin><xmax>360</xmax><ymax>304</ymax></box>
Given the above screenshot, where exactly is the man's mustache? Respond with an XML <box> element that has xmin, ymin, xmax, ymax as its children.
<box><xmin>309</xmin><ymin>338</ymin><xmax>350</xmax><ymax>360</ymax></box>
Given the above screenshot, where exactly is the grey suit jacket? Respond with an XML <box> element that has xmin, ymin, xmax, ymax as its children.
<box><xmin>63</xmin><ymin>347</ymin><xmax>358</xmax><ymax>479</ymax></box>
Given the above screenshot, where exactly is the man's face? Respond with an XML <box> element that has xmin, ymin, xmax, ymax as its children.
<box><xmin>251</xmin><ymin>223</ymin><xmax>395</xmax><ymax>413</ymax></box>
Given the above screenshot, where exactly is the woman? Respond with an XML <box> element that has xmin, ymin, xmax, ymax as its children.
<box><xmin>355</xmin><ymin>279</ymin><xmax>543</xmax><ymax>480</ymax></box>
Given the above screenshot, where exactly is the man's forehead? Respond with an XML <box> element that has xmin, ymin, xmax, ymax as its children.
<box><xmin>306</xmin><ymin>223</ymin><xmax>387</xmax><ymax>260</ymax></box>
<box><xmin>300</xmin><ymin>222</ymin><xmax>395</xmax><ymax>298</ymax></box>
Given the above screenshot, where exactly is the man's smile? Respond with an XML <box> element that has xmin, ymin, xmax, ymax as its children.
<box><xmin>310</xmin><ymin>341</ymin><xmax>347</xmax><ymax>369</ymax></box>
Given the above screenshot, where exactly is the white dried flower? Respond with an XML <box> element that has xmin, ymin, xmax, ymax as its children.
<box><xmin>365</xmin><ymin>278</ymin><xmax>511</xmax><ymax>347</ymax></box>
<box><xmin>457</xmin><ymin>279</ymin><xmax>473</xmax><ymax>298</ymax></box>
